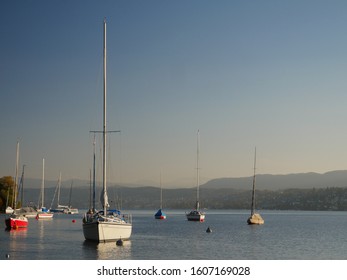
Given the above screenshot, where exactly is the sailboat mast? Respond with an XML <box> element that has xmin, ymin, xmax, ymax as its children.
<box><xmin>160</xmin><ymin>171</ymin><xmax>163</xmax><ymax>209</ymax></box>
<box><xmin>93</xmin><ymin>135</ymin><xmax>96</xmax><ymax>211</ymax></box>
<box><xmin>13</xmin><ymin>141</ymin><xmax>19</xmax><ymax>209</ymax></box>
<box><xmin>41</xmin><ymin>158</ymin><xmax>45</xmax><ymax>208</ymax></box>
<box><xmin>250</xmin><ymin>147</ymin><xmax>256</xmax><ymax>215</ymax></box>
<box><xmin>20</xmin><ymin>164</ymin><xmax>25</xmax><ymax>207</ymax></box>
<box><xmin>68</xmin><ymin>180</ymin><xmax>73</xmax><ymax>207</ymax></box>
<box><xmin>196</xmin><ymin>129</ymin><xmax>200</xmax><ymax>210</ymax></box>
<box><xmin>57</xmin><ymin>172</ymin><xmax>61</xmax><ymax>206</ymax></box>
<box><xmin>103</xmin><ymin>18</ymin><xmax>107</xmax><ymax>215</ymax></box>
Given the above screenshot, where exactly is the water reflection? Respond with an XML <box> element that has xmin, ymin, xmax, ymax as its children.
<box><xmin>5</xmin><ymin>227</ymin><xmax>28</xmax><ymax>259</ymax></box>
<box><xmin>6</xmin><ymin>227</ymin><xmax>28</xmax><ymax>235</ymax></box>
<box><xmin>82</xmin><ymin>240</ymin><xmax>132</xmax><ymax>260</ymax></box>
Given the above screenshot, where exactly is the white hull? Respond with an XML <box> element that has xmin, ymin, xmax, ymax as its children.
<box><xmin>186</xmin><ymin>210</ymin><xmax>205</xmax><ymax>222</ymax></box>
<box><xmin>36</xmin><ymin>213</ymin><xmax>54</xmax><ymax>219</ymax></box>
<box><xmin>247</xmin><ymin>213</ymin><xmax>264</xmax><ymax>225</ymax></box>
<box><xmin>83</xmin><ymin>221</ymin><xmax>132</xmax><ymax>242</ymax></box>
<box><xmin>24</xmin><ymin>213</ymin><xmax>38</xmax><ymax>218</ymax></box>
<box><xmin>66</xmin><ymin>208</ymin><xmax>79</xmax><ymax>214</ymax></box>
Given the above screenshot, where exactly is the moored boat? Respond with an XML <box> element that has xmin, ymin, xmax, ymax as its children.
<box><xmin>186</xmin><ymin>130</ymin><xmax>205</xmax><ymax>222</ymax></box>
<box><xmin>36</xmin><ymin>207</ymin><xmax>54</xmax><ymax>219</ymax></box>
<box><xmin>154</xmin><ymin>172</ymin><xmax>166</xmax><ymax>220</ymax></box>
<box><xmin>82</xmin><ymin>19</ymin><xmax>132</xmax><ymax>242</ymax></box>
<box><xmin>154</xmin><ymin>209</ymin><xmax>166</xmax><ymax>220</ymax></box>
<box><xmin>186</xmin><ymin>208</ymin><xmax>205</xmax><ymax>222</ymax></box>
<box><xmin>36</xmin><ymin>159</ymin><xmax>53</xmax><ymax>219</ymax></box>
<box><xmin>247</xmin><ymin>148</ymin><xmax>264</xmax><ymax>225</ymax></box>
<box><xmin>4</xmin><ymin>141</ymin><xmax>29</xmax><ymax>229</ymax></box>
<box><xmin>5</xmin><ymin>213</ymin><xmax>28</xmax><ymax>229</ymax></box>
<box><xmin>65</xmin><ymin>207</ymin><xmax>79</xmax><ymax>214</ymax></box>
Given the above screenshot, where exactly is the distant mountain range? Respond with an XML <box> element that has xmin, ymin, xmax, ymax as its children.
<box><xmin>15</xmin><ymin>170</ymin><xmax>347</xmax><ymax>211</ymax></box>
<box><xmin>201</xmin><ymin>170</ymin><xmax>347</xmax><ymax>191</ymax></box>
<box><xmin>19</xmin><ymin>170</ymin><xmax>347</xmax><ymax>191</ymax></box>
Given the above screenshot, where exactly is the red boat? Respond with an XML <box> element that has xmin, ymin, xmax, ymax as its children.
<box><xmin>5</xmin><ymin>214</ymin><xmax>28</xmax><ymax>229</ymax></box>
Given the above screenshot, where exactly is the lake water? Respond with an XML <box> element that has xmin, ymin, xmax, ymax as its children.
<box><xmin>1</xmin><ymin>209</ymin><xmax>347</xmax><ymax>260</ymax></box>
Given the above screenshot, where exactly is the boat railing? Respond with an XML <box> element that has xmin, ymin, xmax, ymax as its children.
<box><xmin>83</xmin><ymin>210</ymin><xmax>132</xmax><ymax>224</ymax></box>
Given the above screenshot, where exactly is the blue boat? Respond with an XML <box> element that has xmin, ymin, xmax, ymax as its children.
<box><xmin>154</xmin><ymin>172</ymin><xmax>166</xmax><ymax>220</ymax></box>
<box><xmin>154</xmin><ymin>209</ymin><xmax>166</xmax><ymax>220</ymax></box>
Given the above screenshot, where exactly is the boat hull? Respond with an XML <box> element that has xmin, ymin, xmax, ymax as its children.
<box><xmin>155</xmin><ymin>215</ymin><xmax>166</xmax><ymax>220</ymax></box>
<box><xmin>36</xmin><ymin>213</ymin><xmax>54</xmax><ymax>219</ymax></box>
<box><xmin>186</xmin><ymin>210</ymin><xmax>205</xmax><ymax>222</ymax></box>
<box><xmin>66</xmin><ymin>208</ymin><xmax>79</xmax><ymax>214</ymax></box>
<box><xmin>5</xmin><ymin>215</ymin><xmax>28</xmax><ymax>229</ymax></box>
<box><xmin>83</xmin><ymin>221</ymin><xmax>132</xmax><ymax>242</ymax></box>
<box><xmin>247</xmin><ymin>213</ymin><xmax>264</xmax><ymax>225</ymax></box>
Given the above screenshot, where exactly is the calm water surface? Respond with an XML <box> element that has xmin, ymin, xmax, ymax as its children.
<box><xmin>1</xmin><ymin>210</ymin><xmax>347</xmax><ymax>260</ymax></box>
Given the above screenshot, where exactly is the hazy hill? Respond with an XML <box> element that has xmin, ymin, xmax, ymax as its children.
<box><xmin>20</xmin><ymin>170</ymin><xmax>347</xmax><ymax>191</ymax></box>
<box><xmin>15</xmin><ymin>170</ymin><xmax>347</xmax><ymax>211</ymax></box>
<box><xmin>202</xmin><ymin>170</ymin><xmax>347</xmax><ymax>190</ymax></box>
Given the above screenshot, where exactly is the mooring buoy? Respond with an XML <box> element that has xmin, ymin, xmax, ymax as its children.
<box><xmin>116</xmin><ymin>238</ymin><xmax>123</xmax><ymax>246</ymax></box>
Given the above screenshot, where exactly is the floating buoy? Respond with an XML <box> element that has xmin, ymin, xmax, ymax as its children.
<box><xmin>116</xmin><ymin>238</ymin><xmax>123</xmax><ymax>246</ymax></box>
<box><xmin>72</xmin><ymin>219</ymin><xmax>76</xmax><ymax>223</ymax></box>
<box><xmin>206</xmin><ymin>226</ymin><xmax>212</xmax><ymax>233</ymax></box>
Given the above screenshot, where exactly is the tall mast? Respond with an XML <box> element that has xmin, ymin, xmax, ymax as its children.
<box><xmin>160</xmin><ymin>170</ymin><xmax>163</xmax><ymax>209</ymax></box>
<box><xmin>250</xmin><ymin>147</ymin><xmax>257</xmax><ymax>215</ymax></box>
<box><xmin>196</xmin><ymin>129</ymin><xmax>200</xmax><ymax>210</ymax></box>
<box><xmin>89</xmin><ymin>168</ymin><xmax>92</xmax><ymax>211</ymax></box>
<box><xmin>103</xmin><ymin>18</ymin><xmax>107</xmax><ymax>214</ymax></box>
<box><xmin>90</xmin><ymin>19</ymin><xmax>119</xmax><ymax>212</ymax></box>
<box><xmin>93</xmin><ymin>134</ymin><xmax>96</xmax><ymax>211</ymax></box>
<box><xmin>41</xmin><ymin>158</ymin><xmax>45</xmax><ymax>208</ymax></box>
<box><xmin>20</xmin><ymin>164</ymin><xmax>25</xmax><ymax>207</ymax></box>
<box><xmin>57</xmin><ymin>172</ymin><xmax>62</xmax><ymax>206</ymax></box>
<box><xmin>13</xmin><ymin>140</ymin><xmax>20</xmax><ymax>209</ymax></box>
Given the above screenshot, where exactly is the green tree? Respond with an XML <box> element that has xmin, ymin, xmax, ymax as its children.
<box><xmin>0</xmin><ymin>176</ymin><xmax>15</xmax><ymax>212</ymax></box>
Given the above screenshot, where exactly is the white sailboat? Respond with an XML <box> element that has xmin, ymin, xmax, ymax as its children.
<box><xmin>247</xmin><ymin>148</ymin><xmax>264</xmax><ymax>225</ymax></box>
<box><xmin>50</xmin><ymin>172</ymin><xmax>69</xmax><ymax>213</ymax></box>
<box><xmin>36</xmin><ymin>158</ymin><xmax>54</xmax><ymax>219</ymax></box>
<box><xmin>82</xmin><ymin>19</ymin><xmax>132</xmax><ymax>242</ymax></box>
<box><xmin>66</xmin><ymin>180</ymin><xmax>79</xmax><ymax>214</ymax></box>
<box><xmin>186</xmin><ymin>130</ymin><xmax>205</xmax><ymax>222</ymax></box>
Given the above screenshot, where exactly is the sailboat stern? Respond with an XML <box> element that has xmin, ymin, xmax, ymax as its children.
<box><xmin>83</xmin><ymin>211</ymin><xmax>132</xmax><ymax>242</ymax></box>
<box><xmin>83</xmin><ymin>220</ymin><xmax>132</xmax><ymax>242</ymax></box>
<box><xmin>186</xmin><ymin>210</ymin><xmax>205</xmax><ymax>222</ymax></box>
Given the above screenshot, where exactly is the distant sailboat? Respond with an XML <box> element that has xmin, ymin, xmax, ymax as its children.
<box><xmin>186</xmin><ymin>130</ymin><xmax>205</xmax><ymax>222</ymax></box>
<box><xmin>154</xmin><ymin>172</ymin><xmax>166</xmax><ymax>220</ymax></box>
<box><xmin>247</xmin><ymin>148</ymin><xmax>264</xmax><ymax>225</ymax></box>
<box><xmin>82</xmin><ymin>19</ymin><xmax>132</xmax><ymax>242</ymax></box>
<box><xmin>65</xmin><ymin>180</ymin><xmax>78</xmax><ymax>214</ymax></box>
<box><xmin>50</xmin><ymin>172</ymin><xmax>69</xmax><ymax>213</ymax></box>
<box><xmin>36</xmin><ymin>158</ymin><xmax>54</xmax><ymax>219</ymax></box>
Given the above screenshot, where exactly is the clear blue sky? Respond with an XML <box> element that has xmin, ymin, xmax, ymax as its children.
<box><xmin>2</xmin><ymin>0</ymin><xmax>347</xmax><ymax>187</ymax></box>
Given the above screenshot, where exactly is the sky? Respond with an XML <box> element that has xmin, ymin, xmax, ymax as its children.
<box><xmin>2</xmin><ymin>0</ymin><xmax>347</xmax><ymax>188</ymax></box>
